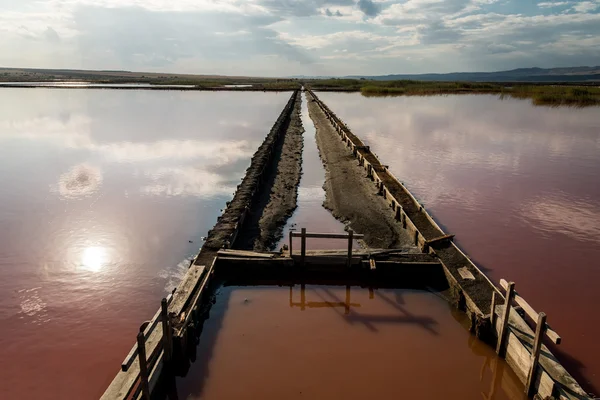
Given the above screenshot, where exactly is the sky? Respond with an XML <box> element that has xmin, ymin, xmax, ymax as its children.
<box><xmin>0</xmin><ymin>0</ymin><xmax>599</xmax><ymax>76</ymax></box>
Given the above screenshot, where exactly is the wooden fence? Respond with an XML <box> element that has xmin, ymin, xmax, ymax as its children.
<box><xmin>289</xmin><ymin>228</ymin><xmax>365</xmax><ymax>266</ymax></box>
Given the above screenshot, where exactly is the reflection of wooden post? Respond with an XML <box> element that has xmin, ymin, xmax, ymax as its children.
<box><xmin>496</xmin><ymin>282</ymin><xmax>515</xmax><ymax>357</ymax></box>
<box><xmin>289</xmin><ymin>230</ymin><xmax>293</xmax><ymax>256</ymax></box>
<box><xmin>345</xmin><ymin>286</ymin><xmax>351</xmax><ymax>315</ymax></box>
<box><xmin>526</xmin><ymin>312</ymin><xmax>547</xmax><ymax>396</ymax></box>
<box><xmin>369</xmin><ymin>287</ymin><xmax>374</xmax><ymax>299</ymax></box>
<box><xmin>347</xmin><ymin>229</ymin><xmax>354</xmax><ymax>268</ymax></box>
<box><xmin>160</xmin><ymin>298</ymin><xmax>172</xmax><ymax>363</ymax></box>
<box><xmin>301</xmin><ymin>228</ymin><xmax>306</xmax><ymax>266</ymax></box>
<box><xmin>137</xmin><ymin>332</ymin><xmax>150</xmax><ymax>400</ymax></box>
<box><xmin>300</xmin><ymin>284</ymin><xmax>306</xmax><ymax>311</ymax></box>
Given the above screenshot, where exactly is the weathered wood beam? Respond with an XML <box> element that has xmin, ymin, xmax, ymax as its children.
<box><xmin>290</xmin><ymin>231</ymin><xmax>365</xmax><ymax>240</ymax></box>
<box><xmin>499</xmin><ymin>279</ymin><xmax>561</xmax><ymax>344</ymax></box>
<box><xmin>424</xmin><ymin>234</ymin><xmax>455</xmax><ymax>246</ymax></box>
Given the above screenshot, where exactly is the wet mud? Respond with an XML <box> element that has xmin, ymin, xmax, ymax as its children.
<box><xmin>307</xmin><ymin>95</ymin><xmax>414</xmax><ymax>250</ymax></box>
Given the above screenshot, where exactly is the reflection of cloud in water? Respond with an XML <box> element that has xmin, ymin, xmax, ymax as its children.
<box><xmin>523</xmin><ymin>195</ymin><xmax>600</xmax><ymax>244</ymax></box>
<box><xmin>159</xmin><ymin>257</ymin><xmax>193</xmax><ymax>294</ymax></box>
<box><xmin>297</xmin><ymin>186</ymin><xmax>326</xmax><ymax>202</ymax></box>
<box><xmin>56</xmin><ymin>163</ymin><xmax>103</xmax><ymax>199</ymax></box>
<box><xmin>0</xmin><ymin>116</ymin><xmax>256</xmax><ymax>163</ymax></box>
<box><xmin>142</xmin><ymin>167</ymin><xmax>234</xmax><ymax>198</ymax></box>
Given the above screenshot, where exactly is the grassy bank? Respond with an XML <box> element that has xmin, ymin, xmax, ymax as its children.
<box><xmin>0</xmin><ymin>68</ymin><xmax>301</xmax><ymax>90</ymax></box>
<box><xmin>305</xmin><ymin>78</ymin><xmax>600</xmax><ymax>106</ymax></box>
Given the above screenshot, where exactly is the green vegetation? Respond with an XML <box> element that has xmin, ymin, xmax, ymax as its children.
<box><xmin>304</xmin><ymin>78</ymin><xmax>600</xmax><ymax>107</ymax></box>
<box><xmin>507</xmin><ymin>85</ymin><xmax>600</xmax><ymax>106</ymax></box>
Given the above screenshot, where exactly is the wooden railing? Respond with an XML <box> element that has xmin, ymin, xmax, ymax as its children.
<box><xmin>289</xmin><ymin>228</ymin><xmax>365</xmax><ymax>266</ymax></box>
<box><xmin>492</xmin><ymin>279</ymin><xmax>562</xmax><ymax>396</ymax></box>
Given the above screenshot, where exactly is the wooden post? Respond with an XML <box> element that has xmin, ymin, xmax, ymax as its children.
<box><xmin>496</xmin><ymin>282</ymin><xmax>515</xmax><ymax>357</ymax></box>
<box><xmin>137</xmin><ymin>332</ymin><xmax>151</xmax><ymax>400</ymax></box>
<box><xmin>289</xmin><ymin>230</ymin><xmax>293</xmax><ymax>255</ymax></box>
<box><xmin>301</xmin><ymin>228</ymin><xmax>306</xmax><ymax>266</ymax></box>
<box><xmin>526</xmin><ymin>312</ymin><xmax>547</xmax><ymax>396</ymax></box>
<box><xmin>347</xmin><ymin>229</ymin><xmax>354</xmax><ymax>267</ymax></box>
<box><xmin>490</xmin><ymin>291</ymin><xmax>498</xmax><ymax>327</ymax></box>
<box><xmin>161</xmin><ymin>298</ymin><xmax>172</xmax><ymax>363</ymax></box>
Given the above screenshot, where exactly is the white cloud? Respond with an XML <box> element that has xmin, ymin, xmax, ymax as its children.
<box><xmin>538</xmin><ymin>1</ymin><xmax>571</xmax><ymax>8</ymax></box>
<box><xmin>0</xmin><ymin>0</ymin><xmax>599</xmax><ymax>75</ymax></box>
<box><xmin>572</xmin><ymin>1</ymin><xmax>600</xmax><ymax>12</ymax></box>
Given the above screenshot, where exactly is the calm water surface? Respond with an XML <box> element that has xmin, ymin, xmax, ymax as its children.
<box><xmin>319</xmin><ymin>92</ymin><xmax>600</xmax><ymax>392</ymax></box>
<box><xmin>0</xmin><ymin>88</ymin><xmax>289</xmax><ymax>399</ymax></box>
<box><xmin>172</xmin><ymin>286</ymin><xmax>526</xmax><ymax>400</ymax></box>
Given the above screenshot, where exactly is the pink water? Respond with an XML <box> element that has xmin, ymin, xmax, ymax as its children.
<box><xmin>0</xmin><ymin>88</ymin><xmax>290</xmax><ymax>399</ymax></box>
<box><xmin>318</xmin><ymin>92</ymin><xmax>600</xmax><ymax>392</ymax></box>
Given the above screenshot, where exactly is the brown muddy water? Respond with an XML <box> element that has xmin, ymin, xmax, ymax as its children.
<box><xmin>0</xmin><ymin>88</ymin><xmax>290</xmax><ymax>399</ymax></box>
<box><xmin>171</xmin><ymin>285</ymin><xmax>526</xmax><ymax>400</ymax></box>
<box><xmin>318</xmin><ymin>92</ymin><xmax>600</xmax><ymax>392</ymax></box>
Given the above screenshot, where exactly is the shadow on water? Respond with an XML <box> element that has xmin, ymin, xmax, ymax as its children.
<box><xmin>154</xmin><ymin>282</ymin><xmax>450</xmax><ymax>399</ymax></box>
<box><xmin>152</xmin><ymin>281</ymin><xmax>233</xmax><ymax>400</ymax></box>
<box><xmin>152</xmin><ymin>280</ymin><xmax>533</xmax><ymax>400</ymax></box>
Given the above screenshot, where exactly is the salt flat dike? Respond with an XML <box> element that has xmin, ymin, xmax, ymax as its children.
<box><xmin>196</xmin><ymin>89</ymin><xmax>590</xmax><ymax>399</ymax></box>
<box><xmin>194</xmin><ymin>90</ymin><xmax>304</xmax><ymax>266</ymax></box>
<box><xmin>103</xmin><ymin>89</ymin><xmax>592</xmax><ymax>400</ymax></box>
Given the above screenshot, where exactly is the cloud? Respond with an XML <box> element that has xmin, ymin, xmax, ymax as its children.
<box><xmin>0</xmin><ymin>0</ymin><xmax>599</xmax><ymax>75</ymax></box>
<box><xmin>141</xmin><ymin>166</ymin><xmax>235</xmax><ymax>198</ymax></box>
<box><xmin>538</xmin><ymin>1</ymin><xmax>571</xmax><ymax>8</ymax></box>
<box><xmin>572</xmin><ymin>1</ymin><xmax>600</xmax><ymax>12</ymax></box>
<box><xmin>324</xmin><ymin>7</ymin><xmax>344</xmax><ymax>16</ymax></box>
<box><xmin>44</xmin><ymin>27</ymin><xmax>60</xmax><ymax>43</ymax></box>
<box><xmin>357</xmin><ymin>0</ymin><xmax>381</xmax><ymax>16</ymax></box>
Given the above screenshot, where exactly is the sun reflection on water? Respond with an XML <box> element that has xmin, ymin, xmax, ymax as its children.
<box><xmin>80</xmin><ymin>246</ymin><xmax>108</xmax><ymax>272</ymax></box>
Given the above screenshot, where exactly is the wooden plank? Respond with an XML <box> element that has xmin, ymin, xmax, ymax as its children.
<box><xmin>101</xmin><ymin>318</ymin><xmax>165</xmax><ymax>400</ymax></box>
<box><xmin>425</xmin><ymin>234</ymin><xmax>455</xmax><ymax>246</ymax></box>
<box><xmin>369</xmin><ymin>258</ymin><xmax>376</xmax><ymax>270</ymax></box>
<box><xmin>217</xmin><ymin>249</ymin><xmax>275</xmax><ymax>259</ymax></box>
<box><xmin>301</xmin><ymin>228</ymin><xmax>306</xmax><ymax>266</ymax></box>
<box><xmin>494</xmin><ymin>305</ymin><xmax>588</xmax><ymax>399</ymax></box>
<box><xmin>526</xmin><ymin>312</ymin><xmax>547</xmax><ymax>396</ymax></box>
<box><xmin>290</xmin><ymin>231</ymin><xmax>365</xmax><ymax>239</ymax></box>
<box><xmin>497</xmin><ymin>281</ymin><xmax>515</xmax><ymax>356</ymax></box>
<box><xmin>347</xmin><ymin>229</ymin><xmax>353</xmax><ymax>267</ymax></box>
<box><xmin>168</xmin><ymin>265</ymin><xmax>206</xmax><ymax>317</ymax></box>
<box><xmin>291</xmin><ymin>255</ymin><xmax>362</xmax><ymax>266</ymax></box>
<box><xmin>457</xmin><ymin>267</ymin><xmax>475</xmax><ymax>280</ymax></box>
<box><xmin>136</xmin><ymin>333</ymin><xmax>150</xmax><ymax>400</ymax></box>
<box><xmin>121</xmin><ymin>293</ymin><xmax>173</xmax><ymax>371</ymax></box>
<box><xmin>499</xmin><ymin>279</ymin><xmax>561</xmax><ymax>344</ymax></box>
<box><xmin>490</xmin><ymin>291</ymin><xmax>498</xmax><ymax>327</ymax></box>
<box><xmin>177</xmin><ymin>257</ymin><xmax>217</xmax><ymax>334</ymax></box>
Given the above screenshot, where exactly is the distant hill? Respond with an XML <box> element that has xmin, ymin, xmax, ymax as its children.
<box><xmin>345</xmin><ymin>66</ymin><xmax>600</xmax><ymax>82</ymax></box>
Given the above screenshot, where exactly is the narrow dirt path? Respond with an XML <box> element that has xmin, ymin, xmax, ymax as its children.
<box><xmin>307</xmin><ymin>94</ymin><xmax>414</xmax><ymax>249</ymax></box>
